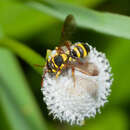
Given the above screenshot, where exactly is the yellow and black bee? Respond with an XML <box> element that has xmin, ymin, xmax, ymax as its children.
<box><xmin>46</xmin><ymin>42</ymin><xmax>90</xmax><ymax>78</ymax></box>
<box><xmin>42</xmin><ymin>15</ymin><xmax>92</xmax><ymax>87</ymax></box>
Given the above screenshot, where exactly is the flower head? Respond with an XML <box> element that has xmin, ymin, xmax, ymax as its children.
<box><xmin>41</xmin><ymin>43</ymin><xmax>113</xmax><ymax>125</ymax></box>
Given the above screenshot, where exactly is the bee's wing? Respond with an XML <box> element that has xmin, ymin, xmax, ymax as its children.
<box><xmin>69</xmin><ymin>61</ymin><xmax>99</xmax><ymax>76</ymax></box>
<box><xmin>60</xmin><ymin>14</ymin><xmax>76</xmax><ymax>45</ymax></box>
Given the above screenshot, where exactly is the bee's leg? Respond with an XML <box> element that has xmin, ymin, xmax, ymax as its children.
<box><xmin>41</xmin><ymin>69</ymin><xmax>49</xmax><ymax>88</ymax></box>
<box><xmin>71</xmin><ymin>66</ymin><xmax>76</xmax><ymax>88</ymax></box>
<box><xmin>63</xmin><ymin>63</ymin><xmax>76</xmax><ymax>87</ymax></box>
<box><xmin>34</xmin><ymin>64</ymin><xmax>44</xmax><ymax>67</ymax></box>
<box><xmin>56</xmin><ymin>69</ymin><xmax>61</xmax><ymax>79</ymax></box>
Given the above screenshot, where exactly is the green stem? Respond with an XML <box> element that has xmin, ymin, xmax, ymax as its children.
<box><xmin>0</xmin><ymin>37</ymin><xmax>45</xmax><ymax>75</ymax></box>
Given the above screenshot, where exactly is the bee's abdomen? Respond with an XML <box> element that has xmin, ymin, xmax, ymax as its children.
<box><xmin>72</xmin><ymin>43</ymin><xmax>90</xmax><ymax>58</ymax></box>
<box><xmin>76</xmin><ymin>45</ymin><xmax>84</xmax><ymax>58</ymax></box>
<box><xmin>77</xmin><ymin>43</ymin><xmax>90</xmax><ymax>58</ymax></box>
<box><xmin>82</xmin><ymin>43</ymin><xmax>90</xmax><ymax>54</ymax></box>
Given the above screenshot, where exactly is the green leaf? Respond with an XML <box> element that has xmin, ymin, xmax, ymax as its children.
<box><xmin>0</xmin><ymin>0</ymin><xmax>57</xmax><ymax>39</ymax></box>
<box><xmin>0</xmin><ymin>25</ymin><xmax>4</xmax><ymax>39</ymax></box>
<box><xmin>56</xmin><ymin>0</ymin><xmax>105</xmax><ymax>8</ymax></box>
<box><xmin>0</xmin><ymin>104</ymin><xmax>11</xmax><ymax>130</ymax></box>
<box><xmin>106</xmin><ymin>38</ymin><xmax>130</xmax><ymax>104</ymax></box>
<box><xmin>0</xmin><ymin>37</ymin><xmax>45</xmax><ymax>75</ymax></box>
<box><xmin>26</xmin><ymin>0</ymin><xmax>130</xmax><ymax>40</ymax></box>
<box><xmin>0</xmin><ymin>48</ymin><xmax>48</xmax><ymax>130</ymax></box>
<box><xmin>0</xmin><ymin>0</ymin><xmax>105</xmax><ymax>39</ymax></box>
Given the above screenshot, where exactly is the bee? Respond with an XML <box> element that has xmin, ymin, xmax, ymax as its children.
<box><xmin>42</xmin><ymin>15</ymin><xmax>98</xmax><ymax>87</ymax></box>
<box><xmin>43</xmin><ymin>42</ymin><xmax>92</xmax><ymax>87</ymax></box>
<box><xmin>46</xmin><ymin>41</ymin><xmax>90</xmax><ymax>78</ymax></box>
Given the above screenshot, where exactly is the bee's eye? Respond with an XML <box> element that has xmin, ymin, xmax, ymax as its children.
<box><xmin>54</xmin><ymin>55</ymin><xmax>63</xmax><ymax>66</ymax></box>
<box><xmin>71</xmin><ymin>50</ymin><xmax>78</xmax><ymax>58</ymax></box>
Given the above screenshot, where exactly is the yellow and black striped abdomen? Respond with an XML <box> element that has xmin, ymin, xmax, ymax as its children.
<box><xmin>71</xmin><ymin>43</ymin><xmax>90</xmax><ymax>59</ymax></box>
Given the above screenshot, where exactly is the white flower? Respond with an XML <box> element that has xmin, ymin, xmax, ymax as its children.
<box><xmin>41</xmin><ymin>43</ymin><xmax>113</xmax><ymax>125</ymax></box>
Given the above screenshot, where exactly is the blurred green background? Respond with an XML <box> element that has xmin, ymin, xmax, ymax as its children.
<box><xmin>0</xmin><ymin>0</ymin><xmax>130</xmax><ymax>130</ymax></box>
